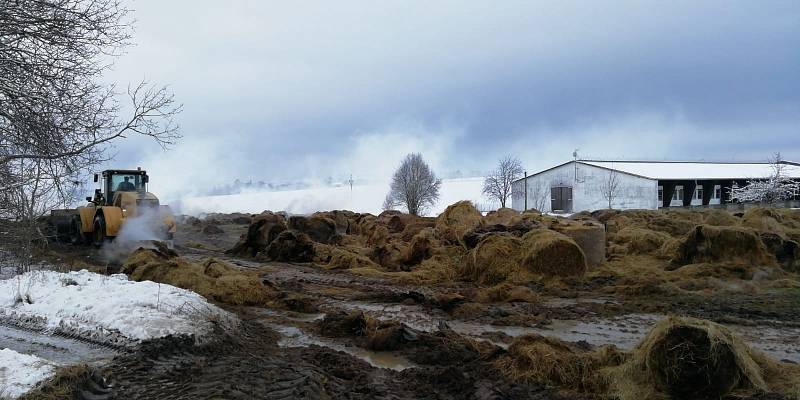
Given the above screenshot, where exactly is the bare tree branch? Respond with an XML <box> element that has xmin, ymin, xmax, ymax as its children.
<box><xmin>600</xmin><ymin>169</ymin><xmax>621</xmax><ymax>209</ymax></box>
<box><xmin>0</xmin><ymin>0</ymin><xmax>182</xmax><ymax>271</ymax></box>
<box><xmin>483</xmin><ymin>156</ymin><xmax>523</xmax><ymax>208</ymax></box>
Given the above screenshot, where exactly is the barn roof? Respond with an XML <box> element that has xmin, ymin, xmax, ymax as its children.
<box><xmin>578</xmin><ymin>160</ymin><xmax>800</xmax><ymax>180</ymax></box>
<box><xmin>516</xmin><ymin>160</ymin><xmax>800</xmax><ymax>182</ymax></box>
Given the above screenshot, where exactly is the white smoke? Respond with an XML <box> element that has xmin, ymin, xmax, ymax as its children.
<box><xmin>102</xmin><ymin>205</ymin><xmax>169</xmax><ymax>262</ymax></box>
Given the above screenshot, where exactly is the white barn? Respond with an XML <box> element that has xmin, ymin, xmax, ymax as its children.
<box><xmin>511</xmin><ymin>160</ymin><xmax>800</xmax><ymax>213</ymax></box>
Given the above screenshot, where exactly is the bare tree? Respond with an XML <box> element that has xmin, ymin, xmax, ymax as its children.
<box><xmin>528</xmin><ymin>181</ymin><xmax>550</xmax><ymax>212</ymax></box>
<box><xmin>600</xmin><ymin>169</ymin><xmax>621</xmax><ymax>209</ymax></box>
<box><xmin>483</xmin><ymin>156</ymin><xmax>524</xmax><ymax>208</ymax></box>
<box><xmin>0</xmin><ymin>0</ymin><xmax>181</xmax><ymax>270</ymax></box>
<box><xmin>730</xmin><ymin>152</ymin><xmax>800</xmax><ymax>203</ymax></box>
<box><xmin>384</xmin><ymin>153</ymin><xmax>441</xmax><ymax>216</ymax></box>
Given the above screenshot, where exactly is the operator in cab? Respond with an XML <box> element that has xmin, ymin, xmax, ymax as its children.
<box><xmin>116</xmin><ymin>176</ymin><xmax>136</xmax><ymax>192</ymax></box>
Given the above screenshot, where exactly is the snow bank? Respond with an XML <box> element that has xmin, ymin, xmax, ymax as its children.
<box><xmin>0</xmin><ymin>270</ymin><xmax>235</xmax><ymax>344</ymax></box>
<box><xmin>181</xmin><ymin>177</ymin><xmax>498</xmax><ymax>216</ymax></box>
<box><xmin>0</xmin><ymin>348</ymin><xmax>55</xmax><ymax>399</ymax></box>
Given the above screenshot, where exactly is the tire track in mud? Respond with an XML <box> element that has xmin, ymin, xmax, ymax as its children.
<box><xmin>0</xmin><ymin>318</ymin><xmax>130</xmax><ymax>355</ymax></box>
<box><xmin>99</xmin><ymin>319</ymin><xmax>569</xmax><ymax>400</ymax></box>
<box><xmin>104</xmin><ymin>324</ymin><xmax>327</xmax><ymax>400</ymax></box>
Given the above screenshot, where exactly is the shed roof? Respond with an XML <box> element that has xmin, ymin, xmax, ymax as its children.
<box><xmin>578</xmin><ymin>160</ymin><xmax>800</xmax><ymax>180</ymax></box>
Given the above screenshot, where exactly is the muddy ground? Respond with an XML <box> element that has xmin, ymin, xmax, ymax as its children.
<box><xmin>26</xmin><ymin>209</ymin><xmax>800</xmax><ymax>399</ymax></box>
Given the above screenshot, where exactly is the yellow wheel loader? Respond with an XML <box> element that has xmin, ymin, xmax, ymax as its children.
<box><xmin>50</xmin><ymin>168</ymin><xmax>176</xmax><ymax>248</ymax></box>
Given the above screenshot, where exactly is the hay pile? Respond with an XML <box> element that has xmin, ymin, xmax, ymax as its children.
<box><xmin>459</xmin><ymin>233</ymin><xmax>523</xmax><ymax>285</ymax></box>
<box><xmin>672</xmin><ymin>225</ymin><xmax>776</xmax><ymax>267</ymax></box>
<box><xmin>759</xmin><ymin>231</ymin><xmax>800</xmax><ymax>271</ymax></box>
<box><xmin>603</xmin><ymin>210</ymin><xmax>697</xmax><ymax>237</ymax></box>
<box><xmin>201</xmin><ymin>223</ymin><xmax>224</xmax><ymax>235</ymax></box>
<box><xmin>312</xmin><ymin>210</ymin><xmax>358</xmax><ymax>235</ymax></box>
<box><xmin>498</xmin><ymin>334</ymin><xmax>624</xmax><ymax>392</ymax></box>
<box><xmin>703</xmin><ymin>209</ymin><xmax>740</xmax><ymax>226</ymax></box>
<box><xmin>459</xmin><ymin>228</ymin><xmax>587</xmax><ymax>285</ymax></box>
<box><xmin>227</xmin><ymin>212</ymin><xmax>287</xmax><ymax>257</ymax></box>
<box><xmin>608</xmin><ymin>317</ymin><xmax>790</xmax><ymax>400</ymax></box>
<box><xmin>483</xmin><ymin>207</ymin><xmax>523</xmax><ymax>226</ymax></box>
<box><xmin>403</xmin><ymin>227</ymin><xmax>438</xmax><ymax>265</ymax></box>
<box><xmin>520</xmin><ymin>229</ymin><xmax>587</xmax><ymax>277</ymax></box>
<box><xmin>742</xmin><ymin>207</ymin><xmax>787</xmax><ymax>234</ymax></box>
<box><xmin>287</xmin><ymin>215</ymin><xmax>339</xmax><ymax>244</ymax></box>
<box><xmin>499</xmin><ymin>316</ymin><xmax>800</xmax><ymax>399</ymax></box>
<box><xmin>262</xmin><ymin>230</ymin><xmax>316</xmax><ymax>262</ymax></box>
<box><xmin>612</xmin><ymin>227</ymin><xmax>672</xmax><ymax>255</ymax></box>
<box><xmin>316</xmin><ymin>246</ymin><xmax>379</xmax><ymax>270</ymax></box>
<box><xmin>317</xmin><ymin>311</ymin><xmax>376</xmax><ymax>337</ymax></box>
<box><xmin>123</xmin><ymin>248</ymin><xmax>275</xmax><ymax>306</ymax></box>
<box><xmin>548</xmin><ymin>220</ymin><xmax>606</xmax><ymax>267</ymax></box>
<box><xmin>435</xmin><ymin>201</ymin><xmax>483</xmax><ymax>246</ymax></box>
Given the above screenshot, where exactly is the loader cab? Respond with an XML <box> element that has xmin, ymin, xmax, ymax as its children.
<box><xmin>92</xmin><ymin>169</ymin><xmax>149</xmax><ymax>205</ymax></box>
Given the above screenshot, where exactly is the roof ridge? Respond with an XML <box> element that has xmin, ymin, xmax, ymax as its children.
<box><xmin>578</xmin><ymin>159</ymin><xmax>790</xmax><ymax>165</ymax></box>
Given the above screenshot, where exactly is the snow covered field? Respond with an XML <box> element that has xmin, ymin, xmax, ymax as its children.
<box><xmin>0</xmin><ymin>348</ymin><xmax>55</xmax><ymax>399</ymax></box>
<box><xmin>0</xmin><ymin>270</ymin><xmax>235</xmax><ymax>344</ymax></box>
<box><xmin>180</xmin><ymin>177</ymin><xmax>498</xmax><ymax>216</ymax></box>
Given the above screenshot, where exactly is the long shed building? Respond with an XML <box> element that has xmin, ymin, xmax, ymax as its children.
<box><xmin>511</xmin><ymin>160</ymin><xmax>800</xmax><ymax>213</ymax></box>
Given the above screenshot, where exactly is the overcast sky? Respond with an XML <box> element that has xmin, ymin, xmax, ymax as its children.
<box><xmin>105</xmin><ymin>0</ymin><xmax>799</xmax><ymax>200</ymax></box>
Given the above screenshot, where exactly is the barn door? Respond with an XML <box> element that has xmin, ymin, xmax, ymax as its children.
<box><xmin>550</xmin><ymin>186</ymin><xmax>573</xmax><ymax>213</ymax></box>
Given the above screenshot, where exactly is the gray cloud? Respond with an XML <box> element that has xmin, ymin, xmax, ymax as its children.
<box><xmin>104</xmin><ymin>0</ymin><xmax>800</xmax><ymax>200</ymax></box>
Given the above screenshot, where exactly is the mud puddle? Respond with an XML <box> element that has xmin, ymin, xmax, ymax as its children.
<box><xmin>0</xmin><ymin>324</ymin><xmax>118</xmax><ymax>366</ymax></box>
<box><xmin>248</xmin><ymin>307</ymin><xmax>416</xmax><ymax>371</ymax></box>
<box><xmin>326</xmin><ymin>299</ymin><xmax>800</xmax><ymax>363</ymax></box>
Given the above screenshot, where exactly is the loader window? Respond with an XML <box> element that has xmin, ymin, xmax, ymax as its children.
<box><xmin>111</xmin><ymin>174</ymin><xmax>144</xmax><ymax>192</ymax></box>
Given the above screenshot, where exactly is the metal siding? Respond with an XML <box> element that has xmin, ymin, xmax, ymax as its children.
<box><xmin>511</xmin><ymin>162</ymin><xmax>658</xmax><ymax>212</ymax></box>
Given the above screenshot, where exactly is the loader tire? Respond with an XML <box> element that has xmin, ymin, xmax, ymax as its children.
<box><xmin>92</xmin><ymin>215</ymin><xmax>107</xmax><ymax>248</ymax></box>
<box><xmin>71</xmin><ymin>216</ymin><xmax>89</xmax><ymax>246</ymax></box>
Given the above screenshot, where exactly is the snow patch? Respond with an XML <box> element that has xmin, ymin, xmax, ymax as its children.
<box><xmin>181</xmin><ymin>177</ymin><xmax>496</xmax><ymax>216</ymax></box>
<box><xmin>0</xmin><ymin>270</ymin><xmax>236</xmax><ymax>345</ymax></box>
<box><xmin>0</xmin><ymin>348</ymin><xmax>55</xmax><ymax>399</ymax></box>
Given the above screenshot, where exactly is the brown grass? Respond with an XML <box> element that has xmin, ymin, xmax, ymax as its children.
<box><xmin>18</xmin><ymin>365</ymin><xmax>90</xmax><ymax>400</ymax></box>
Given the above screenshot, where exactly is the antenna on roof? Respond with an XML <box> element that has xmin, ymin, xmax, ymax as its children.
<box><xmin>573</xmin><ymin>149</ymin><xmax>579</xmax><ymax>161</ymax></box>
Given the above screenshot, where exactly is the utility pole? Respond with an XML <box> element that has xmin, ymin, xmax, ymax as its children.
<box><xmin>523</xmin><ymin>170</ymin><xmax>528</xmax><ymax>211</ymax></box>
<box><xmin>349</xmin><ymin>174</ymin><xmax>354</xmax><ymax>194</ymax></box>
<box><xmin>573</xmin><ymin>149</ymin><xmax>579</xmax><ymax>181</ymax></box>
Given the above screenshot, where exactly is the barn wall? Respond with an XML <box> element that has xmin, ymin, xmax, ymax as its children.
<box><xmin>511</xmin><ymin>162</ymin><xmax>658</xmax><ymax>213</ymax></box>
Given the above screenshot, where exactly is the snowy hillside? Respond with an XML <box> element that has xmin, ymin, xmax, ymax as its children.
<box><xmin>179</xmin><ymin>177</ymin><xmax>498</xmax><ymax>216</ymax></box>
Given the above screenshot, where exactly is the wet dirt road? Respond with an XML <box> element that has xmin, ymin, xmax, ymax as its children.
<box><xmin>185</xmin><ymin>250</ymin><xmax>800</xmax><ymax>365</ymax></box>
<box><xmin>0</xmin><ymin>323</ymin><xmax>119</xmax><ymax>366</ymax></box>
